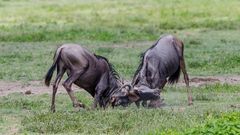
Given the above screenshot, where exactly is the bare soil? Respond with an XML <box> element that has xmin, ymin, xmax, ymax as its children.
<box><xmin>0</xmin><ymin>75</ymin><xmax>240</xmax><ymax>97</ymax></box>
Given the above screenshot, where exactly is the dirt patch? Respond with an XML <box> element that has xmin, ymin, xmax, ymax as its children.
<box><xmin>0</xmin><ymin>75</ymin><xmax>240</xmax><ymax>96</ymax></box>
<box><xmin>190</xmin><ymin>77</ymin><xmax>220</xmax><ymax>83</ymax></box>
<box><xmin>0</xmin><ymin>80</ymin><xmax>79</xmax><ymax>97</ymax></box>
<box><xmin>180</xmin><ymin>75</ymin><xmax>240</xmax><ymax>87</ymax></box>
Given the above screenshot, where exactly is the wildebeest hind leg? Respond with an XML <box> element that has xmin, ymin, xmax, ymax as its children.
<box><xmin>63</xmin><ymin>70</ymin><xmax>85</xmax><ymax>109</ymax></box>
<box><xmin>180</xmin><ymin>58</ymin><xmax>193</xmax><ymax>105</ymax></box>
<box><xmin>51</xmin><ymin>66</ymin><xmax>66</xmax><ymax>112</ymax></box>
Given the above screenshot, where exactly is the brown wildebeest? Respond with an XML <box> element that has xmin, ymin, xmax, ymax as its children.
<box><xmin>112</xmin><ymin>35</ymin><xmax>193</xmax><ymax>107</ymax></box>
<box><xmin>45</xmin><ymin>44</ymin><xmax>131</xmax><ymax>112</ymax></box>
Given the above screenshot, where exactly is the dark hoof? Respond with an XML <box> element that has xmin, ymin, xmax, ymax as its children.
<box><xmin>51</xmin><ymin>107</ymin><xmax>56</xmax><ymax>113</ymax></box>
<box><xmin>188</xmin><ymin>102</ymin><xmax>193</xmax><ymax>106</ymax></box>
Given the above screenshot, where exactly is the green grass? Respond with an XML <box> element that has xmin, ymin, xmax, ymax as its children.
<box><xmin>184</xmin><ymin>112</ymin><xmax>240</xmax><ymax>135</ymax></box>
<box><xmin>0</xmin><ymin>84</ymin><xmax>239</xmax><ymax>134</ymax></box>
<box><xmin>0</xmin><ymin>0</ymin><xmax>240</xmax><ymax>42</ymax></box>
<box><xmin>0</xmin><ymin>0</ymin><xmax>240</xmax><ymax>81</ymax></box>
<box><xmin>1</xmin><ymin>30</ymin><xmax>240</xmax><ymax>81</ymax></box>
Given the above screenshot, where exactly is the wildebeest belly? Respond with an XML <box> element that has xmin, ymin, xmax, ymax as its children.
<box><xmin>73</xmin><ymin>68</ymin><xmax>102</xmax><ymax>96</ymax></box>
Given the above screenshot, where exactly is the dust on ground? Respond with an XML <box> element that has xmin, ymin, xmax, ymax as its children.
<box><xmin>0</xmin><ymin>75</ymin><xmax>240</xmax><ymax>97</ymax></box>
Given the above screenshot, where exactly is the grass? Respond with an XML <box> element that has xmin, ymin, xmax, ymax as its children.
<box><xmin>0</xmin><ymin>84</ymin><xmax>239</xmax><ymax>134</ymax></box>
<box><xmin>0</xmin><ymin>0</ymin><xmax>240</xmax><ymax>42</ymax></box>
<box><xmin>184</xmin><ymin>112</ymin><xmax>240</xmax><ymax>135</ymax></box>
<box><xmin>0</xmin><ymin>0</ymin><xmax>240</xmax><ymax>81</ymax></box>
<box><xmin>1</xmin><ymin>30</ymin><xmax>240</xmax><ymax>81</ymax></box>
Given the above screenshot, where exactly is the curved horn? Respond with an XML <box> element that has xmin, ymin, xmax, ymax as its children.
<box><xmin>120</xmin><ymin>84</ymin><xmax>132</xmax><ymax>93</ymax></box>
<box><xmin>125</xmin><ymin>84</ymin><xmax>132</xmax><ymax>92</ymax></box>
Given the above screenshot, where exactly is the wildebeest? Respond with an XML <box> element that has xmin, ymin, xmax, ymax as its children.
<box><xmin>133</xmin><ymin>34</ymin><xmax>192</xmax><ymax>106</ymax></box>
<box><xmin>45</xmin><ymin>44</ymin><xmax>131</xmax><ymax>112</ymax></box>
<box><xmin>113</xmin><ymin>35</ymin><xmax>193</xmax><ymax>107</ymax></box>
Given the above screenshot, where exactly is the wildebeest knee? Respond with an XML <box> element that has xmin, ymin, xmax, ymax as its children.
<box><xmin>63</xmin><ymin>82</ymin><xmax>71</xmax><ymax>91</ymax></box>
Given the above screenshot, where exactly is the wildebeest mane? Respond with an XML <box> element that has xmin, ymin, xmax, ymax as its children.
<box><xmin>94</xmin><ymin>54</ymin><xmax>120</xmax><ymax>80</ymax></box>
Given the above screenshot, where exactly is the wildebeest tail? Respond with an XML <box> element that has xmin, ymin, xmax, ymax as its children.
<box><xmin>168</xmin><ymin>38</ymin><xmax>182</xmax><ymax>84</ymax></box>
<box><xmin>45</xmin><ymin>48</ymin><xmax>62</xmax><ymax>86</ymax></box>
<box><xmin>168</xmin><ymin>66</ymin><xmax>180</xmax><ymax>84</ymax></box>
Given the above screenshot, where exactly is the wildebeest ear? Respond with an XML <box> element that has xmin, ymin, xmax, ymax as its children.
<box><xmin>128</xmin><ymin>91</ymin><xmax>140</xmax><ymax>102</ymax></box>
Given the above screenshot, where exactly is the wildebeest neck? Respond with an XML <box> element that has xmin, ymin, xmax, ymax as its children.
<box><xmin>94</xmin><ymin>54</ymin><xmax>122</xmax><ymax>107</ymax></box>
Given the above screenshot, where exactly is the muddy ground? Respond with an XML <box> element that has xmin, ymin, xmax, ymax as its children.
<box><xmin>0</xmin><ymin>75</ymin><xmax>240</xmax><ymax>96</ymax></box>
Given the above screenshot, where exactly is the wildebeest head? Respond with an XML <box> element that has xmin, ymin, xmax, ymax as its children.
<box><xmin>111</xmin><ymin>84</ymin><xmax>161</xmax><ymax>107</ymax></box>
<box><xmin>110</xmin><ymin>84</ymin><xmax>140</xmax><ymax>107</ymax></box>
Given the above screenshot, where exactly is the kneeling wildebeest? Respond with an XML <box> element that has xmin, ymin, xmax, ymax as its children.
<box><xmin>113</xmin><ymin>35</ymin><xmax>193</xmax><ymax>107</ymax></box>
<box><xmin>45</xmin><ymin>44</ymin><xmax>131</xmax><ymax>112</ymax></box>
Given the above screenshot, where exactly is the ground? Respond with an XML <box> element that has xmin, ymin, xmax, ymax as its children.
<box><xmin>1</xmin><ymin>75</ymin><xmax>240</xmax><ymax>135</ymax></box>
<box><xmin>1</xmin><ymin>75</ymin><xmax>240</xmax><ymax>96</ymax></box>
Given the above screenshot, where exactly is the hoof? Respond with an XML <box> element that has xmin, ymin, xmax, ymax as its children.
<box><xmin>188</xmin><ymin>102</ymin><xmax>193</xmax><ymax>106</ymax></box>
<box><xmin>74</xmin><ymin>106</ymin><xmax>85</xmax><ymax>112</ymax></box>
<box><xmin>51</xmin><ymin>106</ymin><xmax>56</xmax><ymax>113</ymax></box>
<box><xmin>74</xmin><ymin>102</ymin><xmax>85</xmax><ymax>108</ymax></box>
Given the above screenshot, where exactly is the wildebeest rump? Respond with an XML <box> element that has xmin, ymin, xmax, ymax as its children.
<box><xmin>132</xmin><ymin>35</ymin><xmax>193</xmax><ymax>105</ymax></box>
<box><xmin>45</xmin><ymin>44</ymin><xmax>130</xmax><ymax>112</ymax></box>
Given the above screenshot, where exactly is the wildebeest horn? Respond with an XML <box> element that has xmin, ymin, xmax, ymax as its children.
<box><xmin>120</xmin><ymin>84</ymin><xmax>132</xmax><ymax>92</ymax></box>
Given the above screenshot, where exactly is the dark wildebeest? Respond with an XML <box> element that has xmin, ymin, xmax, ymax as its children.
<box><xmin>45</xmin><ymin>44</ymin><xmax>131</xmax><ymax>112</ymax></box>
<box><xmin>113</xmin><ymin>35</ymin><xmax>193</xmax><ymax>107</ymax></box>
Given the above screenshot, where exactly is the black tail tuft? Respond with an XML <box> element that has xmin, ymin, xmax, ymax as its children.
<box><xmin>45</xmin><ymin>64</ymin><xmax>56</xmax><ymax>86</ymax></box>
<box><xmin>168</xmin><ymin>66</ymin><xmax>180</xmax><ymax>84</ymax></box>
<box><xmin>44</xmin><ymin>48</ymin><xmax>62</xmax><ymax>86</ymax></box>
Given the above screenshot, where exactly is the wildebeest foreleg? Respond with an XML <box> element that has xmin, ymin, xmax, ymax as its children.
<box><xmin>180</xmin><ymin>58</ymin><xmax>193</xmax><ymax>105</ymax></box>
<box><xmin>63</xmin><ymin>71</ymin><xmax>85</xmax><ymax>109</ymax></box>
<box><xmin>92</xmin><ymin>92</ymin><xmax>101</xmax><ymax>109</ymax></box>
<box><xmin>92</xmin><ymin>73</ymin><xmax>108</xmax><ymax>109</ymax></box>
<box><xmin>51</xmin><ymin>66</ymin><xmax>66</xmax><ymax>112</ymax></box>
